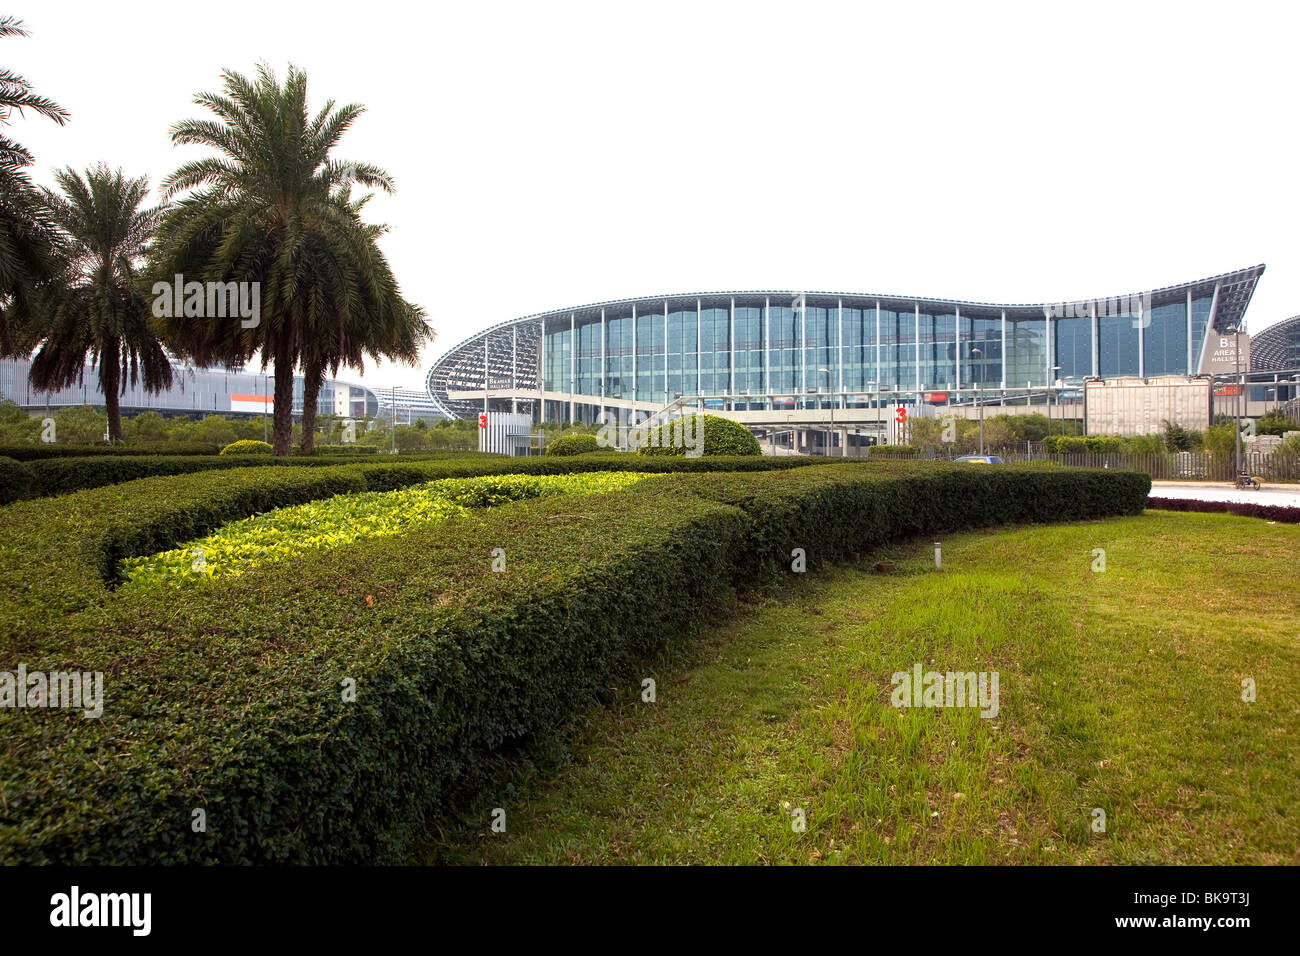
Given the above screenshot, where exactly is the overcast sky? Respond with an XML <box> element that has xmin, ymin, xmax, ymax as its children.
<box><xmin>11</xmin><ymin>0</ymin><xmax>1298</xmax><ymax>391</ymax></box>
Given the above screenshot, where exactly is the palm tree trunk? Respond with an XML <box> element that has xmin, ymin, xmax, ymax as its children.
<box><xmin>299</xmin><ymin>360</ymin><xmax>322</xmax><ymax>456</ymax></box>
<box><xmin>271</xmin><ymin>344</ymin><xmax>296</xmax><ymax>457</ymax></box>
<box><xmin>101</xmin><ymin>337</ymin><xmax>122</xmax><ymax>443</ymax></box>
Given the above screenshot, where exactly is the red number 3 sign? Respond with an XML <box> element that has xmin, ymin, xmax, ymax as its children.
<box><xmin>894</xmin><ymin>407</ymin><xmax>907</xmax><ymax>423</ymax></box>
<box><xmin>478</xmin><ymin>414</ymin><xmax>487</xmax><ymax>428</ymax></box>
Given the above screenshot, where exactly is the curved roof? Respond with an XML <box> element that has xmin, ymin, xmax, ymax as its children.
<box><xmin>425</xmin><ymin>265</ymin><xmax>1265</xmax><ymax>418</ymax></box>
<box><xmin>1250</xmin><ymin>314</ymin><xmax>1300</xmax><ymax>371</ymax></box>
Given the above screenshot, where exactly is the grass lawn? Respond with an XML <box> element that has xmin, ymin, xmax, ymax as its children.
<box><xmin>434</xmin><ymin>510</ymin><xmax>1300</xmax><ymax>865</ymax></box>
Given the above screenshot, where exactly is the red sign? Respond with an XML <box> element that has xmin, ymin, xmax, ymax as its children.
<box><xmin>1213</xmin><ymin>386</ymin><xmax>1241</xmax><ymax>397</ymax></box>
<box><xmin>926</xmin><ymin>392</ymin><xmax>948</xmax><ymax>403</ymax></box>
<box><xmin>478</xmin><ymin>413</ymin><xmax>487</xmax><ymax>428</ymax></box>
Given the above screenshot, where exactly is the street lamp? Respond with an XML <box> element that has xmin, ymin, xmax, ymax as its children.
<box><xmin>971</xmin><ymin>348</ymin><xmax>984</xmax><ymax>455</ymax></box>
<box><xmin>1228</xmin><ymin>324</ymin><xmax>1243</xmax><ymax>476</ymax></box>
<box><xmin>1050</xmin><ymin>365</ymin><xmax>1062</xmax><ymax>436</ymax></box>
<box><xmin>818</xmin><ymin>367</ymin><xmax>834</xmax><ymax>456</ymax></box>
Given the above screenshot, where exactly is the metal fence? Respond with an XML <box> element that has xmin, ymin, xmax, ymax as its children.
<box><xmin>856</xmin><ymin>445</ymin><xmax>1300</xmax><ymax>481</ymax></box>
<box><xmin>999</xmin><ymin>450</ymin><xmax>1300</xmax><ymax>481</ymax></box>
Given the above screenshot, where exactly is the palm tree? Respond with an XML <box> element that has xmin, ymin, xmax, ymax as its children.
<box><xmin>297</xmin><ymin>190</ymin><xmax>429</xmax><ymax>454</ymax></box>
<box><xmin>0</xmin><ymin>15</ymin><xmax>69</xmax><ymax>355</ymax></box>
<box><xmin>152</xmin><ymin>64</ymin><xmax>425</xmax><ymax>456</ymax></box>
<box><xmin>27</xmin><ymin>165</ymin><xmax>174</xmax><ymax>441</ymax></box>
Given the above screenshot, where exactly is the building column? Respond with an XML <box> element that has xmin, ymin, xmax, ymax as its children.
<box><xmin>1000</xmin><ymin>310</ymin><xmax>1007</xmax><ymax>390</ymax></box>
<box><xmin>511</xmin><ymin>326</ymin><xmax>517</xmax><ymax>414</ymax></box>
<box><xmin>568</xmin><ymin>313</ymin><xmax>575</xmax><ymax>423</ymax></box>
<box><xmin>631</xmin><ymin>304</ymin><xmax>637</xmax><ymax>407</ymax></box>
<box><xmin>696</xmin><ymin>298</ymin><xmax>702</xmax><ymax>398</ymax></box>
<box><xmin>951</xmin><ymin>304</ymin><xmax>961</xmax><ymax>390</ymax></box>
<box><xmin>1186</xmin><ymin>288</ymin><xmax>1194</xmax><ymax>376</ymax></box>
<box><xmin>1197</xmin><ymin>281</ymin><xmax>1222</xmax><ymax>373</ymax></box>
<box><xmin>537</xmin><ymin>317</ymin><xmax>545</xmax><ymax>424</ymax></box>
<box><xmin>875</xmin><ymin>300</ymin><xmax>882</xmax><ymax>397</ymax></box>
<box><xmin>600</xmin><ymin>308</ymin><xmax>607</xmax><ymax>423</ymax></box>
<box><xmin>799</xmin><ymin>295</ymin><xmax>807</xmax><ymax>408</ymax></box>
<box><xmin>763</xmin><ymin>296</ymin><xmax>771</xmax><ymax>406</ymax></box>
<box><xmin>1137</xmin><ymin>297</ymin><xmax>1145</xmax><ymax>379</ymax></box>
<box><xmin>837</xmin><ymin>298</ymin><xmax>844</xmax><ymax>409</ymax></box>
<box><xmin>729</xmin><ymin>296</ymin><xmax>736</xmax><ymax>409</ymax></box>
<box><xmin>663</xmin><ymin>300</ymin><xmax>669</xmax><ymax>405</ymax></box>
<box><xmin>1044</xmin><ymin>307</ymin><xmax>1052</xmax><ymax>389</ymax></box>
<box><xmin>483</xmin><ymin>335</ymin><xmax>489</xmax><ymax>415</ymax></box>
<box><xmin>914</xmin><ymin>303</ymin><xmax>921</xmax><ymax>393</ymax></box>
<box><xmin>1090</xmin><ymin>301</ymin><xmax>1099</xmax><ymax>378</ymax></box>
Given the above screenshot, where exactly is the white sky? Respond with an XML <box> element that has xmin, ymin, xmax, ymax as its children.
<box><xmin>11</xmin><ymin>0</ymin><xmax>1298</xmax><ymax>391</ymax></box>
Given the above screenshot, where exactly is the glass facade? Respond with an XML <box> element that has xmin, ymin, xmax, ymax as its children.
<box><xmin>919</xmin><ymin>312</ymin><xmax>956</xmax><ymax>390</ymax></box>
<box><xmin>734</xmin><ymin>306</ymin><xmax>764</xmax><ymax>403</ymax></box>
<box><xmin>962</xmin><ymin>313</ymin><xmax>1002</xmax><ymax>389</ymax></box>
<box><xmin>522</xmin><ymin>286</ymin><xmax>1244</xmax><ymax>420</ymax></box>
<box><xmin>636</xmin><ymin>310</ymin><xmax>664</xmax><ymax>403</ymax></box>
<box><xmin>1005</xmin><ymin>316</ymin><xmax>1046</xmax><ymax>388</ymax></box>
<box><xmin>1098</xmin><ymin>308</ymin><xmax>1140</xmax><ymax>378</ymax></box>
<box><xmin>769</xmin><ymin>305</ymin><xmax>798</xmax><ymax>395</ymax></box>
<box><xmin>1054</xmin><ymin>313</ymin><xmax>1091</xmax><ymax>383</ymax></box>
<box><xmin>1143</xmin><ymin>302</ymin><xmax>1187</xmax><ymax>378</ymax></box>
<box><xmin>667</xmin><ymin>307</ymin><xmax>697</xmax><ymax>400</ymax></box>
<box><xmin>604</xmin><ymin>311</ymin><xmax>631</xmax><ymax>399</ymax></box>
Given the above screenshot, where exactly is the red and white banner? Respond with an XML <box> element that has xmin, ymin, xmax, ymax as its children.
<box><xmin>230</xmin><ymin>393</ymin><xmax>273</xmax><ymax>414</ymax></box>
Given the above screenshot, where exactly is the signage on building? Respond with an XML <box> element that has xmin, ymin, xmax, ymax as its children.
<box><xmin>230</xmin><ymin>393</ymin><xmax>272</xmax><ymax>414</ymax></box>
<box><xmin>1199</xmin><ymin>333</ymin><xmax>1251</xmax><ymax>376</ymax></box>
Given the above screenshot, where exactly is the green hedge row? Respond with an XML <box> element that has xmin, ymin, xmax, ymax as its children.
<box><xmin>0</xmin><ymin>441</ymin><xmax>221</xmax><ymax>460</ymax></box>
<box><xmin>1</xmin><ymin>449</ymin><xmax>810</xmax><ymax>502</ymax></box>
<box><xmin>0</xmin><ymin>454</ymin><xmax>816</xmax><ymax>633</ymax></box>
<box><xmin>0</xmin><ymin>461</ymin><xmax>1149</xmax><ymax>863</ymax></box>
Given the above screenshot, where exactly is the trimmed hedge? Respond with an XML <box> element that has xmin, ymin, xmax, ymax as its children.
<box><xmin>0</xmin><ymin>456</ymin><xmax>33</xmax><ymax>505</ymax></box>
<box><xmin>0</xmin><ymin>441</ymin><xmax>220</xmax><ymax>460</ymax></box>
<box><xmin>2</xmin><ymin>449</ymin><xmax>814</xmax><ymax>503</ymax></box>
<box><xmin>545</xmin><ymin>433</ymin><xmax>602</xmax><ymax>456</ymax></box>
<box><xmin>1147</xmin><ymin>496</ymin><xmax>1300</xmax><ymax>523</ymax></box>
<box><xmin>0</xmin><ymin>461</ymin><xmax>1149</xmax><ymax>864</ymax></box>
<box><xmin>638</xmin><ymin>413</ymin><xmax>761</xmax><ymax>456</ymax></box>
<box><xmin>0</xmin><ymin>455</ymin><xmax>817</xmax><ymax>632</ymax></box>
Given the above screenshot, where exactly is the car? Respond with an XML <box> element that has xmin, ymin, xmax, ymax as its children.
<box><xmin>953</xmin><ymin>455</ymin><xmax>1004</xmax><ymax>464</ymax></box>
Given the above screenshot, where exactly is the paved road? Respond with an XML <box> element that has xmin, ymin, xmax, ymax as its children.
<box><xmin>1149</xmin><ymin>481</ymin><xmax>1300</xmax><ymax>508</ymax></box>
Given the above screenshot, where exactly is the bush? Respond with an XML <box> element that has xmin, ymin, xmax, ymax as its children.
<box><xmin>637</xmin><ymin>414</ymin><xmax>761</xmax><ymax>457</ymax></box>
<box><xmin>220</xmin><ymin>439</ymin><xmax>273</xmax><ymax>456</ymax></box>
<box><xmin>546</xmin><ymin>433</ymin><xmax>603</xmax><ymax>456</ymax></box>
<box><xmin>0</xmin><ymin>460</ymin><xmax>1148</xmax><ymax>863</ymax></box>
<box><xmin>0</xmin><ymin>456</ymin><xmax>34</xmax><ymax>505</ymax></box>
<box><xmin>1147</xmin><ymin>496</ymin><xmax>1300</xmax><ymax>523</ymax></box>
